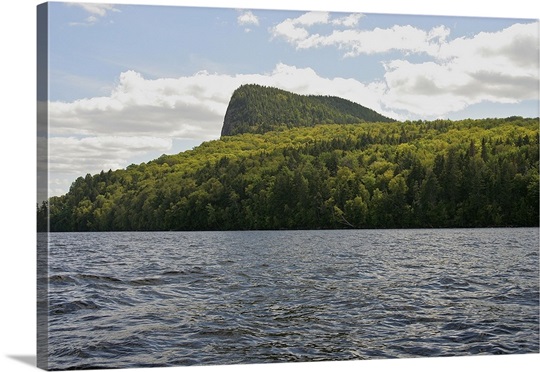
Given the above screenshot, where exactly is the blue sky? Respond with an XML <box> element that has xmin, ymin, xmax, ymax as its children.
<box><xmin>45</xmin><ymin>1</ymin><xmax>539</xmax><ymax>196</ymax></box>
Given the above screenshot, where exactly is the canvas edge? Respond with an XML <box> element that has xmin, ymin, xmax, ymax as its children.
<box><xmin>37</xmin><ymin>2</ymin><xmax>49</xmax><ymax>370</ymax></box>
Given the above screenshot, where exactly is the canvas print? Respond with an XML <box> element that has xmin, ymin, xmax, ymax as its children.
<box><xmin>37</xmin><ymin>1</ymin><xmax>539</xmax><ymax>370</ymax></box>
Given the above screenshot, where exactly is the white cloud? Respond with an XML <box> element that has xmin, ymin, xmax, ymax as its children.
<box><xmin>50</xmin><ymin>70</ymin><xmax>232</xmax><ymax>138</ymax></box>
<box><xmin>271</xmin><ymin>12</ymin><xmax>538</xmax><ymax>116</ymax></box>
<box><xmin>271</xmin><ymin>18</ymin><xmax>310</xmax><ymax>44</ymax></box>
<box><xmin>68</xmin><ymin>3</ymin><xmax>120</xmax><ymax>26</ymax></box>
<box><xmin>272</xmin><ymin>11</ymin><xmax>537</xmax><ymax>64</ymax></box>
<box><xmin>295</xmin><ymin>11</ymin><xmax>330</xmax><ymax>26</ymax></box>
<box><xmin>237</xmin><ymin>10</ymin><xmax>259</xmax><ymax>26</ymax></box>
<box><xmin>275</xmin><ymin>19</ymin><xmax>450</xmax><ymax>55</ymax></box>
<box><xmin>76</xmin><ymin>3</ymin><xmax>119</xmax><ymax>17</ymax></box>
<box><xmin>332</xmin><ymin>13</ymin><xmax>364</xmax><ymax>27</ymax></box>
<box><xmin>271</xmin><ymin>12</ymin><xmax>365</xmax><ymax>45</ymax></box>
<box><xmin>380</xmin><ymin>22</ymin><xmax>539</xmax><ymax>115</ymax></box>
<box><xmin>49</xmin><ymin>136</ymin><xmax>172</xmax><ymax>174</ymax></box>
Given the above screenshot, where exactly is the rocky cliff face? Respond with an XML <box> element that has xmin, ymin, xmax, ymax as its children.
<box><xmin>221</xmin><ymin>84</ymin><xmax>394</xmax><ymax>137</ymax></box>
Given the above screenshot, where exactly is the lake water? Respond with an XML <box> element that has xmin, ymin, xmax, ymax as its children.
<box><xmin>45</xmin><ymin>228</ymin><xmax>539</xmax><ymax>370</ymax></box>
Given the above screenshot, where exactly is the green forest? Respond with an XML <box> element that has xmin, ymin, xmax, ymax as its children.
<box><xmin>40</xmin><ymin>115</ymin><xmax>539</xmax><ymax>232</ymax></box>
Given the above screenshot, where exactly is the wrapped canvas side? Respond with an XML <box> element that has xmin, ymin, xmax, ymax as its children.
<box><xmin>37</xmin><ymin>2</ymin><xmax>49</xmax><ymax>370</ymax></box>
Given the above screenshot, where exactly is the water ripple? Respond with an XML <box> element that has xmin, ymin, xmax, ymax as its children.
<box><xmin>46</xmin><ymin>228</ymin><xmax>539</xmax><ymax>369</ymax></box>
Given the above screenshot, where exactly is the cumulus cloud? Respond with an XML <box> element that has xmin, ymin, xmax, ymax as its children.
<box><xmin>271</xmin><ymin>11</ymin><xmax>364</xmax><ymax>46</ymax></box>
<box><xmin>237</xmin><ymin>10</ymin><xmax>260</xmax><ymax>32</ymax></box>
<box><xmin>68</xmin><ymin>3</ymin><xmax>120</xmax><ymax>26</ymax></box>
<box><xmin>271</xmin><ymin>12</ymin><xmax>538</xmax><ymax>116</ymax></box>
<box><xmin>49</xmin><ymin>136</ymin><xmax>172</xmax><ymax>174</ymax></box>
<box><xmin>237</xmin><ymin>10</ymin><xmax>259</xmax><ymax>26</ymax></box>
<box><xmin>75</xmin><ymin>3</ymin><xmax>119</xmax><ymax>17</ymax></box>
<box><xmin>380</xmin><ymin>22</ymin><xmax>539</xmax><ymax>115</ymax></box>
<box><xmin>51</xmin><ymin>70</ymin><xmax>234</xmax><ymax>138</ymax></box>
<box><xmin>294</xmin><ymin>11</ymin><xmax>331</xmax><ymax>26</ymax></box>
<box><xmin>332</xmin><ymin>13</ymin><xmax>364</xmax><ymax>27</ymax></box>
<box><xmin>273</xmin><ymin>15</ymin><xmax>450</xmax><ymax>55</ymax></box>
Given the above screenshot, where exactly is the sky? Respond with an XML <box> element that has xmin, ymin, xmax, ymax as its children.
<box><xmin>44</xmin><ymin>1</ymin><xmax>539</xmax><ymax>197</ymax></box>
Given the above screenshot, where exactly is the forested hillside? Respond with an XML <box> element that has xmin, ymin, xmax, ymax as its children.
<box><xmin>41</xmin><ymin>117</ymin><xmax>539</xmax><ymax>231</ymax></box>
<box><xmin>221</xmin><ymin>84</ymin><xmax>394</xmax><ymax>136</ymax></box>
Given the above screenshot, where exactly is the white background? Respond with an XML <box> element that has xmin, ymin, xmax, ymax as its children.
<box><xmin>1</xmin><ymin>1</ymin><xmax>538</xmax><ymax>372</ymax></box>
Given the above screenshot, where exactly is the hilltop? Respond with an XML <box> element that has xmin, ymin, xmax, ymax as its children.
<box><xmin>221</xmin><ymin>84</ymin><xmax>394</xmax><ymax>136</ymax></box>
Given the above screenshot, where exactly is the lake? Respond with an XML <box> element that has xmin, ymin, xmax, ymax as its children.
<box><xmin>45</xmin><ymin>228</ymin><xmax>539</xmax><ymax>370</ymax></box>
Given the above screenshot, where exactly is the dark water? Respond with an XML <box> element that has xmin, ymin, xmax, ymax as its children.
<box><xmin>46</xmin><ymin>229</ymin><xmax>539</xmax><ymax>370</ymax></box>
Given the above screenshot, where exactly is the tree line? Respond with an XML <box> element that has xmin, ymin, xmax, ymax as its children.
<box><xmin>39</xmin><ymin>117</ymin><xmax>539</xmax><ymax>231</ymax></box>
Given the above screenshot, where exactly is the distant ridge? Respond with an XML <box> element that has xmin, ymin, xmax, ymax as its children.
<box><xmin>221</xmin><ymin>84</ymin><xmax>395</xmax><ymax>136</ymax></box>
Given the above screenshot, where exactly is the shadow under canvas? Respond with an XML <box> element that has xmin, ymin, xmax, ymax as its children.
<box><xmin>7</xmin><ymin>355</ymin><xmax>36</xmax><ymax>367</ymax></box>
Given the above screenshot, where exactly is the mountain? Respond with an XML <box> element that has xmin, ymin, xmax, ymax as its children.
<box><xmin>221</xmin><ymin>84</ymin><xmax>395</xmax><ymax>136</ymax></box>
